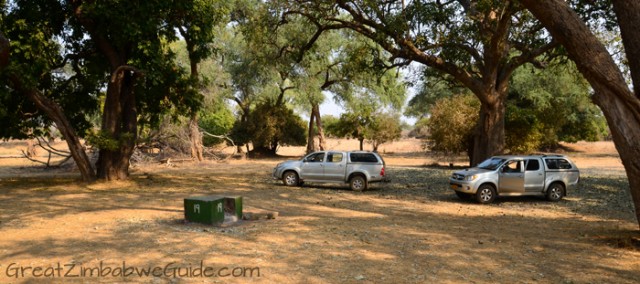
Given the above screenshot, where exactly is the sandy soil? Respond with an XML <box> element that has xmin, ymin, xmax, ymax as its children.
<box><xmin>0</xmin><ymin>139</ymin><xmax>638</xmax><ymax>283</ymax></box>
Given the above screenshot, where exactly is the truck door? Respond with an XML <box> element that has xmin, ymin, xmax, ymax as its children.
<box><xmin>524</xmin><ymin>158</ymin><xmax>545</xmax><ymax>192</ymax></box>
<box><xmin>323</xmin><ymin>152</ymin><xmax>346</xmax><ymax>181</ymax></box>
<box><xmin>498</xmin><ymin>160</ymin><xmax>525</xmax><ymax>193</ymax></box>
<box><xmin>301</xmin><ymin>152</ymin><xmax>326</xmax><ymax>180</ymax></box>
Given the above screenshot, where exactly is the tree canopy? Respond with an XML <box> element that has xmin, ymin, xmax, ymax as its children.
<box><xmin>280</xmin><ymin>0</ymin><xmax>560</xmax><ymax>165</ymax></box>
<box><xmin>0</xmin><ymin>0</ymin><xmax>231</xmax><ymax>180</ymax></box>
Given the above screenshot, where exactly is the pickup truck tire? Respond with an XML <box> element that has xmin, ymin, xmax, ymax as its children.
<box><xmin>282</xmin><ymin>171</ymin><xmax>299</xmax><ymax>186</ymax></box>
<box><xmin>546</xmin><ymin>182</ymin><xmax>565</xmax><ymax>202</ymax></box>
<box><xmin>350</xmin><ymin>175</ymin><xmax>368</xmax><ymax>191</ymax></box>
<box><xmin>475</xmin><ymin>184</ymin><xmax>497</xmax><ymax>204</ymax></box>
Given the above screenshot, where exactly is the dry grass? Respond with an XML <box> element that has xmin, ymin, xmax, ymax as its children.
<box><xmin>0</xmin><ymin>139</ymin><xmax>638</xmax><ymax>283</ymax></box>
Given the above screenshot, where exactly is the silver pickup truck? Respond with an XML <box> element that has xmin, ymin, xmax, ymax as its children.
<box><xmin>272</xmin><ymin>151</ymin><xmax>387</xmax><ymax>191</ymax></box>
<box><xmin>449</xmin><ymin>155</ymin><xmax>580</xmax><ymax>204</ymax></box>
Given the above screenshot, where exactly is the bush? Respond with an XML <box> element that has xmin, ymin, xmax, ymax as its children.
<box><xmin>199</xmin><ymin>105</ymin><xmax>235</xmax><ymax>146</ymax></box>
<box><xmin>428</xmin><ymin>94</ymin><xmax>479</xmax><ymax>156</ymax></box>
<box><xmin>366</xmin><ymin>113</ymin><xmax>402</xmax><ymax>152</ymax></box>
<box><xmin>230</xmin><ymin>101</ymin><xmax>307</xmax><ymax>154</ymax></box>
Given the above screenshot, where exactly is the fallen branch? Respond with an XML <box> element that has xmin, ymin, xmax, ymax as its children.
<box><xmin>20</xmin><ymin>136</ymin><xmax>74</xmax><ymax>167</ymax></box>
<box><xmin>199</xmin><ymin>128</ymin><xmax>238</xmax><ymax>160</ymax></box>
<box><xmin>199</xmin><ymin>128</ymin><xmax>236</xmax><ymax>147</ymax></box>
<box><xmin>21</xmin><ymin>149</ymin><xmax>72</xmax><ymax>168</ymax></box>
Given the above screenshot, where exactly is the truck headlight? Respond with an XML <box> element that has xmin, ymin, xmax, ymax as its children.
<box><xmin>464</xmin><ymin>175</ymin><xmax>477</xmax><ymax>181</ymax></box>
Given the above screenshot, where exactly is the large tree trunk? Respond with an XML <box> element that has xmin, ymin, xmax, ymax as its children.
<box><xmin>372</xmin><ymin>141</ymin><xmax>379</xmax><ymax>152</ymax></box>
<box><xmin>20</xmin><ymin>83</ymin><xmax>96</xmax><ymax>182</ymax></box>
<box><xmin>74</xmin><ymin>7</ymin><xmax>140</xmax><ymax>181</ymax></box>
<box><xmin>189</xmin><ymin>112</ymin><xmax>204</xmax><ymax>161</ymax></box>
<box><xmin>520</xmin><ymin>0</ymin><xmax>640</xmax><ymax>228</ymax></box>
<box><xmin>186</xmin><ymin>41</ymin><xmax>204</xmax><ymax>162</ymax></box>
<box><xmin>471</xmin><ymin>94</ymin><xmax>506</xmax><ymax>165</ymax></box>
<box><xmin>306</xmin><ymin>107</ymin><xmax>316</xmax><ymax>154</ymax></box>
<box><xmin>313</xmin><ymin>104</ymin><xmax>327</xmax><ymax>150</ymax></box>
<box><xmin>96</xmin><ymin>68</ymin><xmax>138</xmax><ymax>181</ymax></box>
<box><xmin>613</xmin><ymin>0</ymin><xmax>640</xmax><ymax>97</ymax></box>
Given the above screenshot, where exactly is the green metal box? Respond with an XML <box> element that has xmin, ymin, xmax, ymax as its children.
<box><xmin>184</xmin><ymin>196</ymin><xmax>243</xmax><ymax>226</ymax></box>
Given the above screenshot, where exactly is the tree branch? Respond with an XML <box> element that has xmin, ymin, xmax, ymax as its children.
<box><xmin>35</xmin><ymin>136</ymin><xmax>71</xmax><ymax>157</ymax></box>
<box><xmin>281</xmin><ymin>11</ymin><xmax>348</xmax><ymax>63</ymax></box>
<box><xmin>503</xmin><ymin>40</ymin><xmax>560</xmax><ymax>82</ymax></box>
<box><xmin>331</xmin><ymin>1</ymin><xmax>484</xmax><ymax>94</ymax></box>
<box><xmin>110</xmin><ymin>65</ymin><xmax>143</xmax><ymax>83</ymax></box>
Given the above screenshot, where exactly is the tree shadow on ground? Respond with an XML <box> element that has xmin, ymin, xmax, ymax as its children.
<box><xmin>0</xmin><ymin>164</ymin><xmax>638</xmax><ymax>283</ymax></box>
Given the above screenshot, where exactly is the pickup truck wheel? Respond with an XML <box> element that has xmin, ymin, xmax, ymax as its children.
<box><xmin>282</xmin><ymin>171</ymin><xmax>299</xmax><ymax>186</ymax></box>
<box><xmin>546</xmin><ymin>182</ymin><xmax>565</xmax><ymax>202</ymax></box>
<box><xmin>350</xmin><ymin>175</ymin><xmax>367</xmax><ymax>191</ymax></box>
<box><xmin>455</xmin><ymin>191</ymin><xmax>472</xmax><ymax>200</ymax></box>
<box><xmin>475</xmin><ymin>184</ymin><xmax>497</xmax><ymax>204</ymax></box>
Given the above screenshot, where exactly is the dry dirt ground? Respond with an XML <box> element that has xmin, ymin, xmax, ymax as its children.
<box><xmin>0</xmin><ymin>139</ymin><xmax>639</xmax><ymax>283</ymax></box>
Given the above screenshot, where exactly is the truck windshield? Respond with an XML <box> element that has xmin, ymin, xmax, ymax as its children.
<box><xmin>477</xmin><ymin>157</ymin><xmax>506</xmax><ymax>170</ymax></box>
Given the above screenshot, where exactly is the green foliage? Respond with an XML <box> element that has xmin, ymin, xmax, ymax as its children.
<box><xmin>171</xmin><ymin>35</ymin><xmax>235</xmax><ymax>147</ymax></box>
<box><xmin>0</xmin><ymin>2</ymin><xmax>100</xmax><ymax>139</ymax></box>
<box><xmin>171</xmin><ymin>0</ymin><xmax>232</xmax><ymax>64</ymax></box>
<box><xmin>366</xmin><ymin>113</ymin><xmax>403</xmax><ymax>151</ymax></box>
<box><xmin>329</xmin><ymin>112</ymin><xmax>370</xmax><ymax>142</ymax></box>
<box><xmin>423</xmin><ymin>63</ymin><xmax>608</xmax><ymax>155</ymax></box>
<box><xmin>230</xmin><ymin>101</ymin><xmax>307</xmax><ymax>152</ymax></box>
<box><xmin>225</xmin><ymin>1</ymin><xmax>409</xmax><ymax>156</ymax></box>
<box><xmin>285</xmin><ymin>0</ymin><xmax>564</xmax><ymax>164</ymax></box>
<box><xmin>428</xmin><ymin>94</ymin><xmax>479</xmax><ymax>155</ymax></box>
<box><xmin>221</xmin><ymin>22</ymin><xmax>284</xmax><ymax>120</ymax></box>
<box><xmin>1</xmin><ymin>0</ymin><xmax>230</xmax><ymax>143</ymax></box>
<box><xmin>200</xmin><ymin>104</ymin><xmax>235</xmax><ymax>146</ymax></box>
<box><xmin>322</xmin><ymin>115</ymin><xmax>340</xmax><ymax>138</ymax></box>
<box><xmin>504</xmin><ymin>103</ymin><xmax>546</xmax><ymax>154</ymax></box>
<box><xmin>405</xmin><ymin>77</ymin><xmax>468</xmax><ymax>118</ymax></box>
<box><xmin>328</xmin><ymin>99</ymin><xmax>376</xmax><ymax>142</ymax></box>
<box><xmin>329</xmin><ymin>31</ymin><xmax>408</xmax><ymax>110</ymax></box>
<box><xmin>85</xmin><ymin>130</ymin><xmax>123</xmax><ymax>151</ymax></box>
<box><xmin>326</xmin><ymin>99</ymin><xmax>401</xmax><ymax>151</ymax></box>
<box><xmin>506</xmin><ymin>63</ymin><xmax>609</xmax><ymax>153</ymax></box>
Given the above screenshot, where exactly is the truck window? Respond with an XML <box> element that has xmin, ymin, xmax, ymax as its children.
<box><xmin>545</xmin><ymin>158</ymin><xmax>572</xmax><ymax>170</ymax></box>
<box><xmin>350</xmin><ymin>153</ymin><xmax>379</xmax><ymax>163</ymax></box>
<box><xmin>305</xmin><ymin>152</ymin><xmax>325</xmax><ymax>163</ymax></box>
<box><xmin>327</xmin><ymin>153</ymin><xmax>343</xmax><ymax>163</ymax></box>
<box><xmin>526</xmin><ymin>159</ymin><xmax>540</xmax><ymax>171</ymax></box>
<box><xmin>502</xmin><ymin>160</ymin><xmax>522</xmax><ymax>173</ymax></box>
